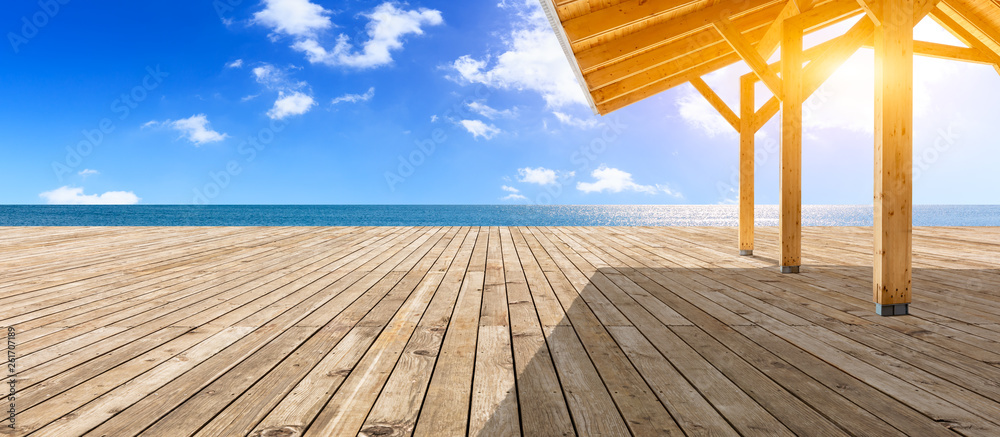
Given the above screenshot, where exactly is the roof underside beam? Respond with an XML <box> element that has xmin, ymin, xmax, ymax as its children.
<box><xmin>592</xmin><ymin>0</ymin><xmax>865</xmax><ymax>113</ymax></box>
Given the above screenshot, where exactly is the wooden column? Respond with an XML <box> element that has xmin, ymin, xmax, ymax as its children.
<box><xmin>739</xmin><ymin>74</ymin><xmax>755</xmax><ymax>256</ymax></box>
<box><xmin>873</xmin><ymin>0</ymin><xmax>913</xmax><ymax>316</ymax></box>
<box><xmin>779</xmin><ymin>18</ymin><xmax>803</xmax><ymax>273</ymax></box>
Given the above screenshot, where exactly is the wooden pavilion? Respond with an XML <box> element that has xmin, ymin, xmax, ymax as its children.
<box><xmin>541</xmin><ymin>0</ymin><xmax>1000</xmax><ymax>316</ymax></box>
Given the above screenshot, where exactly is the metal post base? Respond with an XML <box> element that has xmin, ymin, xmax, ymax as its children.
<box><xmin>739</xmin><ymin>250</ymin><xmax>753</xmax><ymax>256</ymax></box>
<box><xmin>875</xmin><ymin>303</ymin><xmax>909</xmax><ymax>316</ymax></box>
<box><xmin>780</xmin><ymin>265</ymin><xmax>800</xmax><ymax>274</ymax></box>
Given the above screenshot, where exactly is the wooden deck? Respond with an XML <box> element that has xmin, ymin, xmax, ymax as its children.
<box><xmin>2</xmin><ymin>226</ymin><xmax>1000</xmax><ymax>436</ymax></box>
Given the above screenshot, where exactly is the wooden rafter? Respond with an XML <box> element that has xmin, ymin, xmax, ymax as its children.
<box><xmin>941</xmin><ymin>0</ymin><xmax>1000</xmax><ymax>47</ymax></box>
<box><xmin>689</xmin><ymin>77</ymin><xmax>740</xmax><ymax>132</ymax></box>
<box><xmin>573</xmin><ymin>0</ymin><xmax>776</xmax><ymax>72</ymax></box>
<box><xmin>930</xmin><ymin>5</ymin><xmax>1000</xmax><ymax>73</ymax></box>
<box><xmin>855</xmin><ymin>0</ymin><xmax>882</xmax><ymax>26</ymax></box>
<box><xmin>597</xmin><ymin>54</ymin><xmax>742</xmax><ymax>114</ymax></box>
<box><xmin>561</xmin><ymin>0</ymin><xmax>691</xmax><ymax>42</ymax></box>
<box><xmin>583</xmin><ymin>4</ymin><xmax>782</xmax><ymax>91</ymax></box>
<box><xmin>757</xmin><ymin>1</ymin><xmax>804</xmax><ymax>62</ymax></box>
<box><xmin>714</xmin><ymin>18</ymin><xmax>785</xmax><ymax>99</ymax></box>
<box><xmin>594</xmin><ymin>0</ymin><xmax>864</xmax><ymax>113</ymax></box>
<box><xmin>866</xmin><ymin>40</ymin><xmax>997</xmax><ymax>63</ymax></box>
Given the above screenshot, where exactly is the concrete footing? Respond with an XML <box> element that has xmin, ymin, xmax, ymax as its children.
<box><xmin>780</xmin><ymin>265</ymin><xmax>800</xmax><ymax>274</ymax></box>
<box><xmin>875</xmin><ymin>303</ymin><xmax>909</xmax><ymax>316</ymax></box>
<box><xmin>739</xmin><ymin>250</ymin><xmax>753</xmax><ymax>256</ymax></box>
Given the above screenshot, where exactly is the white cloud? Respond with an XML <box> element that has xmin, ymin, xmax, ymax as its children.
<box><xmin>284</xmin><ymin>2</ymin><xmax>442</xmax><ymax>69</ymax></box>
<box><xmin>168</xmin><ymin>114</ymin><xmax>230</xmax><ymax>145</ymax></box>
<box><xmin>449</xmin><ymin>2</ymin><xmax>585</xmax><ymax>108</ymax></box>
<box><xmin>332</xmin><ymin>87</ymin><xmax>375</xmax><ymax>104</ymax></box>
<box><xmin>268</xmin><ymin>91</ymin><xmax>316</xmax><ymax>119</ymax></box>
<box><xmin>241</xmin><ymin>94</ymin><xmax>260</xmax><ymax>102</ymax></box>
<box><xmin>517</xmin><ymin>167</ymin><xmax>572</xmax><ymax>185</ymax></box>
<box><xmin>468</xmin><ymin>101</ymin><xmax>516</xmax><ymax>120</ymax></box>
<box><xmin>430</xmin><ymin>115</ymin><xmax>439</xmax><ymax>123</ymax></box>
<box><xmin>40</xmin><ymin>186</ymin><xmax>140</xmax><ymax>205</ymax></box>
<box><xmin>252</xmin><ymin>0</ymin><xmax>332</xmax><ymax>38</ymax></box>
<box><xmin>78</xmin><ymin>169</ymin><xmax>99</xmax><ymax>177</ymax></box>
<box><xmin>502</xmin><ymin>193</ymin><xmax>527</xmax><ymax>201</ymax></box>
<box><xmin>553</xmin><ymin>111</ymin><xmax>598</xmax><ymax>129</ymax></box>
<box><xmin>459</xmin><ymin>119</ymin><xmax>501</xmax><ymax>140</ymax></box>
<box><xmin>226</xmin><ymin>59</ymin><xmax>244</xmax><ymax>68</ymax></box>
<box><xmin>501</xmin><ymin>185</ymin><xmax>519</xmax><ymax>193</ymax></box>
<box><xmin>577</xmin><ymin>165</ymin><xmax>678</xmax><ymax>196</ymax></box>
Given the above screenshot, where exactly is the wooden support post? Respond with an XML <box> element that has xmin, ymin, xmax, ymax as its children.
<box><xmin>739</xmin><ymin>74</ymin><xmax>755</xmax><ymax>256</ymax></box>
<box><xmin>779</xmin><ymin>18</ymin><xmax>803</xmax><ymax>273</ymax></box>
<box><xmin>873</xmin><ymin>0</ymin><xmax>914</xmax><ymax>316</ymax></box>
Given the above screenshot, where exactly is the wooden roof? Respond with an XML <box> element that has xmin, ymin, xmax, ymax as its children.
<box><xmin>541</xmin><ymin>0</ymin><xmax>1000</xmax><ymax>115</ymax></box>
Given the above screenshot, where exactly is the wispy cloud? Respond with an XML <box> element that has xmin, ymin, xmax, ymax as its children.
<box><xmin>500</xmin><ymin>184</ymin><xmax>526</xmax><ymax>200</ymax></box>
<box><xmin>78</xmin><ymin>169</ymin><xmax>99</xmax><ymax>177</ymax></box>
<box><xmin>459</xmin><ymin>119</ymin><xmax>500</xmax><ymax>140</ymax></box>
<box><xmin>468</xmin><ymin>101</ymin><xmax>516</xmax><ymax>120</ymax></box>
<box><xmin>553</xmin><ymin>111</ymin><xmax>598</xmax><ymax>129</ymax></box>
<box><xmin>332</xmin><ymin>87</ymin><xmax>375</xmax><ymax>104</ymax></box>
<box><xmin>252</xmin><ymin>63</ymin><xmax>305</xmax><ymax>91</ymax></box>
<box><xmin>225</xmin><ymin>59</ymin><xmax>244</xmax><ymax>68</ymax></box>
<box><xmin>39</xmin><ymin>186</ymin><xmax>140</xmax><ymax>205</ymax></box>
<box><xmin>577</xmin><ymin>165</ymin><xmax>680</xmax><ymax>196</ymax></box>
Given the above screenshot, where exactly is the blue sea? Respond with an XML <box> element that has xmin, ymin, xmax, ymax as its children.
<box><xmin>1</xmin><ymin>205</ymin><xmax>999</xmax><ymax>226</ymax></box>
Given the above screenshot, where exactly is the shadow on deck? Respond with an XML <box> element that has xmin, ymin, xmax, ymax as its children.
<box><xmin>466</xmin><ymin>266</ymin><xmax>1000</xmax><ymax>437</ymax></box>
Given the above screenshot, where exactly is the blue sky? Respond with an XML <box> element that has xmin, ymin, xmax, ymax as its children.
<box><xmin>2</xmin><ymin>0</ymin><xmax>998</xmax><ymax>205</ymax></box>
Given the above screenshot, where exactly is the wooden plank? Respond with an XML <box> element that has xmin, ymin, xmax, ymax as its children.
<box><xmin>468</xmin><ymin>227</ymin><xmax>519</xmax><ymax>436</ymax></box>
<box><xmin>357</xmin><ymin>228</ymin><xmax>477</xmax><ymax>436</ymax></box>
<box><xmin>74</xmin><ymin>228</ymin><xmax>441</xmax><ymax>437</ymax></box>
<box><xmin>499</xmin><ymin>227</ymin><xmax>574</xmax><ymax>437</ymax></box>
<box><xmin>412</xmin><ymin>227</ymin><xmax>489</xmax><ymax>437</ymax></box>
<box><xmin>873</xmin><ymin>0</ymin><xmax>914</xmax><ymax>307</ymax></box>
<box><xmin>515</xmin><ymin>227</ymin><xmax>631</xmax><ymax>436</ymax></box>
